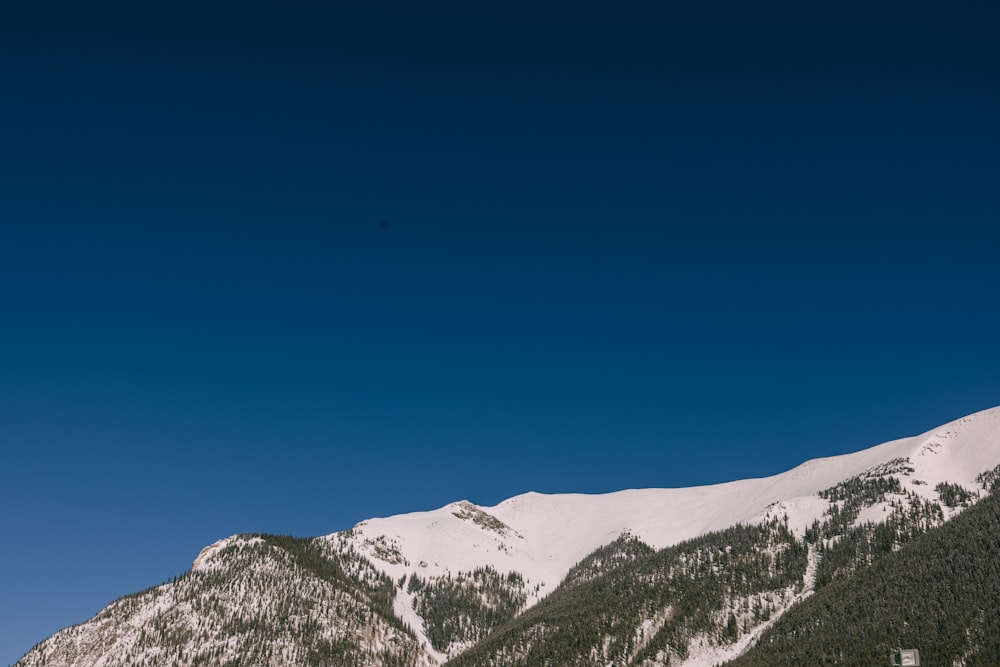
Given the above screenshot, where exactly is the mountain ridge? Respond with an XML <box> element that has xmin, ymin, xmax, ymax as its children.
<box><xmin>16</xmin><ymin>406</ymin><xmax>1000</xmax><ymax>667</ymax></box>
<box><xmin>336</xmin><ymin>406</ymin><xmax>999</xmax><ymax>602</ymax></box>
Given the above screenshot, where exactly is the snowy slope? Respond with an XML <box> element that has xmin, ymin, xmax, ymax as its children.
<box><xmin>17</xmin><ymin>406</ymin><xmax>1000</xmax><ymax>667</ymax></box>
<box><xmin>347</xmin><ymin>407</ymin><xmax>1000</xmax><ymax>585</ymax></box>
<box><xmin>340</xmin><ymin>406</ymin><xmax>1000</xmax><ymax>657</ymax></box>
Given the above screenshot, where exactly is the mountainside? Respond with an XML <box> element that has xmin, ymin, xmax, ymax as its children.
<box><xmin>16</xmin><ymin>406</ymin><xmax>1000</xmax><ymax>667</ymax></box>
<box><xmin>724</xmin><ymin>475</ymin><xmax>1000</xmax><ymax>666</ymax></box>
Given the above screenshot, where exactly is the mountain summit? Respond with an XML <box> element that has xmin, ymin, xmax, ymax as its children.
<box><xmin>17</xmin><ymin>407</ymin><xmax>1000</xmax><ymax>666</ymax></box>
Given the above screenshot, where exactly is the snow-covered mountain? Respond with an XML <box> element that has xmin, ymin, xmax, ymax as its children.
<box><xmin>16</xmin><ymin>406</ymin><xmax>1000</xmax><ymax>667</ymax></box>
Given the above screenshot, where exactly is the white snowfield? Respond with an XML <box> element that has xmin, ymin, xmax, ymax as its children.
<box><xmin>337</xmin><ymin>405</ymin><xmax>1000</xmax><ymax>609</ymax></box>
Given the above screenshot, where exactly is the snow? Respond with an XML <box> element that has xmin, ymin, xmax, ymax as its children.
<box><xmin>192</xmin><ymin>535</ymin><xmax>263</xmax><ymax>571</ymax></box>
<box><xmin>755</xmin><ymin>495</ymin><xmax>831</xmax><ymax>538</ymax></box>
<box><xmin>338</xmin><ymin>406</ymin><xmax>1000</xmax><ymax>657</ymax></box>
<box><xmin>393</xmin><ymin>585</ymin><xmax>446</xmax><ymax>665</ymax></box>
<box><xmin>26</xmin><ymin>406</ymin><xmax>1000</xmax><ymax>667</ymax></box>
<box><xmin>348</xmin><ymin>407</ymin><xmax>1000</xmax><ymax>586</ymax></box>
<box><xmin>854</xmin><ymin>500</ymin><xmax>894</xmax><ymax>527</ymax></box>
<box><xmin>679</xmin><ymin>543</ymin><xmax>820</xmax><ymax>667</ymax></box>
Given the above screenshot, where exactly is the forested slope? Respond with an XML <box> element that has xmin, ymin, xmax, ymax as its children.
<box><xmin>725</xmin><ymin>477</ymin><xmax>1000</xmax><ymax>666</ymax></box>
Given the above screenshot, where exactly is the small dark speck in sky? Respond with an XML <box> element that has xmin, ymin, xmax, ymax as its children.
<box><xmin>379</xmin><ymin>220</ymin><xmax>392</xmax><ymax>231</ymax></box>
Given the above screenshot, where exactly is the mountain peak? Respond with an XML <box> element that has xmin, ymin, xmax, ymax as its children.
<box><xmin>17</xmin><ymin>406</ymin><xmax>1000</xmax><ymax>667</ymax></box>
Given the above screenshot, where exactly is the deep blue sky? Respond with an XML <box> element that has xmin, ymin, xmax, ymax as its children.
<box><xmin>2</xmin><ymin>1</ymin><xmax>999</xmax><ymax>663</ymax></box>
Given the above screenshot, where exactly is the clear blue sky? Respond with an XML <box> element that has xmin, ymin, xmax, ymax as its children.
<box><xmin>2</xmin><ymin>1</ymin><xmax>999</xmax><ymax>663</ymax></box>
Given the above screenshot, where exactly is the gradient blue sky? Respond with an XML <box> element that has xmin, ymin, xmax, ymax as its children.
<box><xmin>3</xmin><ymin>1</ymin><xmax>999</xmax><ymax>663</ymax></box>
